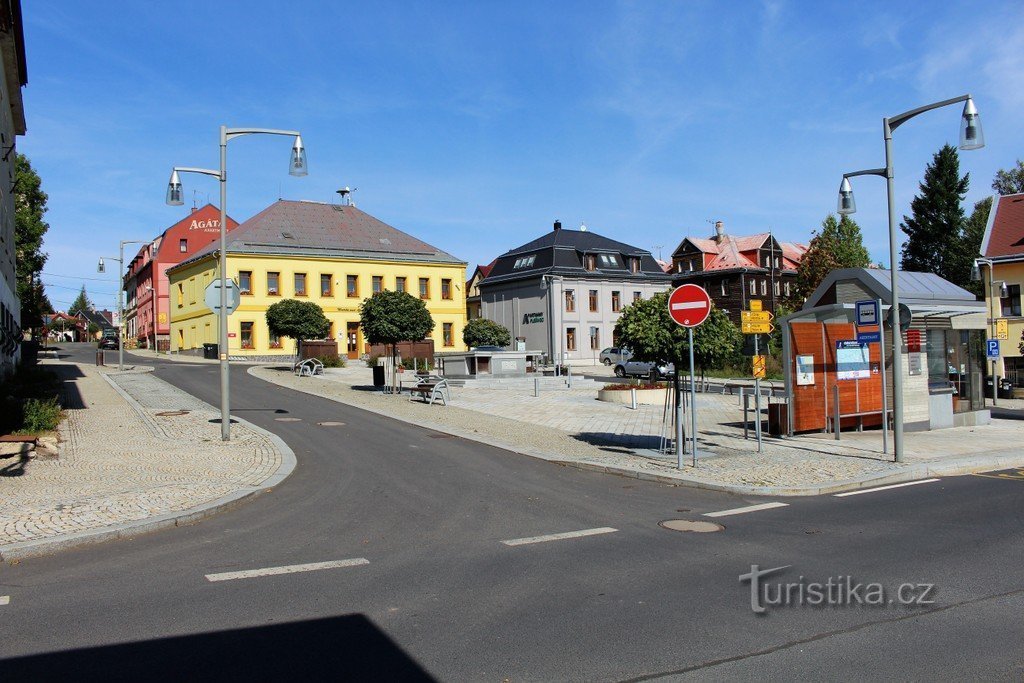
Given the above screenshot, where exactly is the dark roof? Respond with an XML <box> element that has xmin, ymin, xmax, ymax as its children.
<box><xmin>170</xmin><ymin>200</ymin><xmax>465</xmax><ymax>271</ymax></box>
<box><xmin>483</xmin><ymin>226</ymin><xmax>671</xmax><ymax>286</ymax></box>
<box><xmin>806</xmin><ymin>268</ymin><xmax>981</xmax><ymax>309</ymax></box>
<box><xmin>981</xmin><ymin>192</ymin><xmax>1024</xmax><ymax>260</ymax></box>
<box><xmin>76</xmin><ymin>309</ymin><xmax>116</xmax><ymax>329</ymax></box>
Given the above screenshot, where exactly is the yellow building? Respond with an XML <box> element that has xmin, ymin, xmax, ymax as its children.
<box><xmin>167</xmin><ymin>199</ymin><xmax>468</xmax><ymax>358</ymax></box>
<box><xmin>979</xmin><ymin>192</ymin><xmax>1024</xmax><ymax>396</ymax></box>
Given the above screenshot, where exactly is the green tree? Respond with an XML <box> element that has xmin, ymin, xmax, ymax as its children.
<box><xmin>68</xmin><ymin>286</ymin><xmax>93</xmax><ymax>316</ymax></box>
<box><xmin>900</xmin><ymin>144</ymin><xmax>971</xmax><ymax>287</ymax></box>
<box><xmin>265</xmin><ymin>299</ymin><xmax>331</xmax><ymax>354</ymax></box>
<box><xmin>992</xmin><ymin>159</ymin><xmax>1024</xmax><ymax>195</ymax></box>
<box><xmin>794</xmin><ymin>214</ymin><xmax>870</xmax><ymax>301</ymax></box>
<box><xmin>961</xmin><ymin>196</ymin><xmax>992</xmax><ymax>296</ymax></box>
<box><xmin>359</xmin><ymin>290</ymin><xmax>435</xmax><ymax>392</ymax></box>
<box><xmin>462</xmin><ymin>318</ymin><xmax>511</xmax><ymax>348</ymax></box>
<box><xmin>14</xmin><ymin>153</ymin><xmax>51</xmax><ymax>328</ymax></box>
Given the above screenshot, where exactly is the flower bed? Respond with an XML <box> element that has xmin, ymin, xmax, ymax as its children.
<box><xmin>597</xmin><ymin>383</ymin><xmax>668</xmax><ymax>405</ymax></box>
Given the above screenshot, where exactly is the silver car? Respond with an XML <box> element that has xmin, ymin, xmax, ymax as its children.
<box><xmin>599</xmin><ymin>347</ymin><xmax>632</xmax><ymax>366</ymax></box>
<box><xmin>613</xmin><ymin>359</ymin><xmax>675</xmax><ymax>379</ymax></box>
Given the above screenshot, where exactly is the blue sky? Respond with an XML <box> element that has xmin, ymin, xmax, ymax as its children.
<box><xmin>21</xmin><ymin>1</ymin><xmax>1024</xmax><ymax>311</ymax></box>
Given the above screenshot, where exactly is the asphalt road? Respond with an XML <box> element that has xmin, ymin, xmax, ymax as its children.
<box><xmin>2</xmin><ymin>345</ymin><xmax>1022</xmax><ymax>681</ymax></box>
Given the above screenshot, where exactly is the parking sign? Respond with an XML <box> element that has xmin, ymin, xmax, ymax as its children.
<box><xmin>986</xmin><ymin>339</ymin><xmax>1000</xmax><ymax>359</ymax></box>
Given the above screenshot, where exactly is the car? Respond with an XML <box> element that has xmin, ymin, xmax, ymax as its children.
<box><xmin>599</xmin><ymin>347</ymin><xmax>632</xmax><ymax>365</ymax></box>
<box><xmin>98</xmin><ymin>337</ymin><xmax>120</xmax><ymax>350</ymax></box>
<box><xmin>613</xmin><ymin>359</ymin><xmax>675</xmax><ymax>379</ymax></box>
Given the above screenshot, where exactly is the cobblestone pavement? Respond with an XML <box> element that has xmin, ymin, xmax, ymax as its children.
<box><xmin>251</xmin><ymin>364</ymin><xmax>1024</xmax><ymax>490</ymax></box>
<box><xmin>0</xmin><ymin>360</ymin><xmax>285</xmax><ymax>550</ymax></box>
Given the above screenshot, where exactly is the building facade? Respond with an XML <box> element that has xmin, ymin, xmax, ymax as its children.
<box><xmin>479</xmin><ymin>220</ymin><xmax>672</xmax><ymax>364</ymax></box>
<box><xmin>167</xmin><ymin>199</ymin><xmax>467</xmax><ymax>358</ymax></box>
<box><xmin>670</xmin><ymin>221</ymin><xmax>806</xmax><ymax>324</ymax></box>
<box><xmin>465</xmin><ymin>260</ymin><xmax>493</xmax><ymax>320</ymax></box>
<box><xmin>978</xmin><ymin>192</ymin><xmax>1024</xmax><ymax>394</ymax></box>
<box><xmin>0</xmin><ymin>0</ymin><xmax>26</xmax><ymax>376</ymax></box>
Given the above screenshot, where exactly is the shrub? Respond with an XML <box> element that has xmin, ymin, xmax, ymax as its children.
<box><xmin>366</xmin><ymin>354</ymin><xmax>381</xmax><ymax>368</ymax></box>
<box><xmin>315</xmin><ymin>355</ymin><xmax>345</xmax><ymax>368</ymax></box>
<box><xmin>400</xmin><ymin>357</ymin><xmax>432</xmax><ymax>371</ymax></box>
<box><xmin>17</xmin><ymin>397</ymin><xmax>63</xmax><ymax>434</ymax></box>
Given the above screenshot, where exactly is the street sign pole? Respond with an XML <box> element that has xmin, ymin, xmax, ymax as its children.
<box><xmin>688</xmin><ymin>327</ymin><xmax>697</xmax><ymax>467</ymax></box>
<box><xmin>667</xmin><ymin>284</ymin><xmax>711</xmax><ymax>468</ymax></box>
<box><xmin>675</xmin><ymin>368</ymin><xmax>684</xmax><ymax>469</ymax></box>
<box><xmin>877</xmin><ymin>298</ymin><xmax>888</xmax><ymax>455</ymax></box>
<box><xmin>754</xmin><ymin>332</ymin><xmax>762</xmax><ymax>453</ymax></box>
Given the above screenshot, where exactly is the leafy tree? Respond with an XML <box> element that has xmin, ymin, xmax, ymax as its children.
<box><xmin>359</xmin><ymin>290</ymin><xmax>435</xmax><ymax>392</ymax></box>
<box><xmin>961</xmin><ymin>196</ymin><xmax>992</xmax><ymax>296</ymax></box>
<box><xmin>265</xmin><ymin>299</ymin><xmax>331</xmax><ymax>354</ymax></box>
<box><xmin>68</xmin><ymin>286</ymin><xmax>93</xmax><ymax>316</ymax></box>
<box><xmin>993</xmin><ymin>159</ymin><xmax>1024</xmax><ymax>195</ymax></box>
<box><xmin>463</xmin><ymin>318</ymin><xmax>511</xmax><ymax>348</ymax></box>
<box><xmin>900</xmin><ymin>144</ymin><xmax>971</xmax><ymax>287</ymax></box>
<box><xmin>794</xmin><ymin>214</ymin><xmax>870</xmax><ymax>301</ymax></box>
<box><xmin>14</xmin><ymin>153</ymin><xmax>51</xmax><ymax>328</ymax></box>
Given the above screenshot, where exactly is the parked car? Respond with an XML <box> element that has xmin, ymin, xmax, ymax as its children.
<box><xmin>599</xmin><ymin>347</ymin><xmax>632</xmax><ymax>365</ymax></box>
<box><xmin>98</xmin><ymin>336</ymin><xmax>120</xmax><ymax>350</ymax></box>
<box><xmin>613</xmin><ymin>359</ymin><xmax>674</xmax><ymax>379</ymax></box>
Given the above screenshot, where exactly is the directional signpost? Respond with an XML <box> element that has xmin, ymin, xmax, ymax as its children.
<box><xmin>741</xmin><ymin>301</ymin><xmax>773</xmax><ymax>452</ymax></box>
<box><xmin>668</xmin><ymin>284</ymin><xmax>711</xmax><ymax>468</ymax></box>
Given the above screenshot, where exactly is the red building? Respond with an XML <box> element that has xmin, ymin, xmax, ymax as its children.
<box><xmin>124</xmin><ymin>205</ymin><xmax>238</xmax><ymax>350</ymax></box>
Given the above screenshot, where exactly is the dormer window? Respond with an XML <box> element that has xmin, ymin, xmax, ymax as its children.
<box><xmin>629</xmin><ymin>257</ymin><xmax>641</xmax><ymax>273</ymax></box>
<box><xmin>584</xmin><ymin>254</ymin><xmax>596</xmax><ymax>271</ymax></box>
<box><xmin>513</xmin><ymin>255</ymin><xmax>536</xmax><ymax>270</ymax></box>
<box><xmin>598</xmin><ymin>253</ymin><xmax>619</xmax><ymax>268</ymax></box>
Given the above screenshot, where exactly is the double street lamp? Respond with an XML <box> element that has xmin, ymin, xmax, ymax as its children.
<box><xmin>98</xmin><ymin>239</ymin><xmax>151</xmax><ymax>371</ymax></box>
<box><xmin>837</xmin><ymin>94</ymin><xmax>984</xmax><ymax>463</ymax></box>
<box><xmin>167</xmin><ymin>127</ymin><xmax>307</xmax><ymax>441</ymax></box>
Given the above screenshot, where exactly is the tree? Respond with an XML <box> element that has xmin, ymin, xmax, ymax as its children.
<box><xmin>68</xmin><ymin>286</ymin><xmax>93</xmax><ymax>316</ymax></box>
<box><xmin>14</xmin><ymin>153</ymin><xmax>51</xmax><ymax>328</ymax></box>
<box><xmin>265</xmin><ymin>299</ymin><xmax>331</xmax><ymax>354</ymax></box>
<box><xmin>359</xmin><ymin>290</ymin><xmax>435</xmax><ymax>392</ymax></box>
<box><xmin>900</xmin><ymin>144</ymin><xmax>971</xmax><ymax>287</ymax></box>
<box><xmin>462</xmin><ymin>318</ymin><xmax>511</xmax><ymax>348</ymax></box>
<box><xmin>793</xmin><ymin>214</ymin><xmax>870</xmax><ymax>301</ymax></box>
<box><xmin>961</xmin><ymin>196</ymin><xmax>992</xmax><ymax>296</ymax></box>
<box><xmin>993</xmin><ymin>159</ymin><xmax>1024</xmax><ymax>195</ymax></box>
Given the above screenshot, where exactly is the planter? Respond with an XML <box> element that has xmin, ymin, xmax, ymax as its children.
<box><xmin>597</xmin><ymin>386</ymin><xmax>666</xmax><ymax>405</ymax></box>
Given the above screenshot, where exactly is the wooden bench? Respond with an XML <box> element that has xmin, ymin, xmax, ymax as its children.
<box><xmin>294</xmin><ymin>358</ymin><xmax>325</xmax><ymax>377</ymax></box>
<box><xmin>409</xmin><ymin>376</ymin><xmax>450</xmax><ymax>406</ymax></box>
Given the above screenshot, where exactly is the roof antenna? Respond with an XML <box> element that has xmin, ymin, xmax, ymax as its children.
<box><xmin>579</xmin><ymin>221</ymin><xmax>587</xmax><ymax>232</ymax></box>
<box><xmin>191</xmin><ymin>189</ymin><xmax>200</xmax><ymax>211</ymax></box>
<box><xmin>336</xmin><ymin>187</ymin><xmax>357</xmax><ymax>207</ymax></box>
<box><xmin>652</xmin><ymin>245</ymin><xmax>663</xmax><ymax>260</ymax></box>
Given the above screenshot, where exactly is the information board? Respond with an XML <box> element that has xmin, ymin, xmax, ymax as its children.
<box><xmin>835</xmin><ymin>340</ymin><xmax>870</xmax><ymax>380</ymax></box>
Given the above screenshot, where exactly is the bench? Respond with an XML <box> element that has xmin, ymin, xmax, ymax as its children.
<box><xmin>294</xmin><ymin>358</ymin><xmax>324</xmax><ymax>377</ymax></box>
<box><xmin>409</xmin><ymin>376</ymin><xmax>450</xmax><ymax>406</ymax></box>
<box><xmin>827</xmin><ymin>410</ymin><xmax>886</xmax><ymax>438</ymax></box>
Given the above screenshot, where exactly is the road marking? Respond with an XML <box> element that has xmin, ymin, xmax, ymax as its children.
<box><xmin>703</xmin><ymin>502</ymin><xmax>789</xmax><ymax>518</ymax></box>
<box><xmin>205</xmin><ymin>558</ymin><xmax>369</xmax><ymax>582</ymax></box>
<box><xmin>833</xmin><ymin>478</ymin><xmax>940</xmax><ymax>497</ymax></box>
<box><xmin>502</xmin><ymin>527</ymin><xmax>618</xmax><ymax>547</ymax></box>
<box><xmin>0</xmin><ymin>596</ymin><xmax>9</xmax><ymax>605</ymax></box>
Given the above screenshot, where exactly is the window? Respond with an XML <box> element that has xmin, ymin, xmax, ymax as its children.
<box><xmin>513</xmin><ymin>254</ymin><xmax>536</xmax><ymax>269</ymax></box>
<box><xmin>566</xmin><ymin>327</ymin><xmax>577</xmax><ymax>351</ymax></box>
<box><xmin>773</xmin><ymin>281</ymin><xmax>780</xmax><ymax>297</ymax></box>
<box><xmin>584</xmin><ymin>254</ymin><xmax>596</xmax><ymax>271</ymax></box>
<box><xmin>177</xmin><ymin>283</ymin><xmax>183</xmax><ymax>307</ymax></box>
<box><xmin>238</xmin><ymin>271</ymin><xmax>252</xmax><ymax>295</ymax></box>
<box><xmin>720</xmin><ymin>280</ymin><xmax>728</xmax><ymax>296</ymax></box>
<box><xmin>179</xmin><ymin>238</ymin><xmax>187</xmax><ymax>253</ymax></box>
<box><xmin>749</xmin><ymin>279</ymin><xmax>756</xmax><ymax>295</ymax></box>
<box><xmin>565</xmin><ymin>289</ymin><xmax>575</xmax><ymax>312</ymax></box>
<box><xmin>269</xmin><ymin>330</ymin><xmax>282</xmax><ymax>349</ymax></box>
<box><xmin>598</xmin><ymin>253</ymin><xmax>619</xmax><ymax>268</ymax></box>
<box><xmin>294</xmin><ymin>273</ymin><xmax>307</xmax><ymax>296</ymax></box>
<box><xmin>443</xmin><ymin>322</ymin><xmax>454</xmax><ymax>347</ymax></box>
<box><xmin>634</xmin><ymin>291</ymin><xmax>642</xmax><ymax>302</ymax></box>
<box><xmin>419</xmin><ymin>277</ymin><xmax>430</xmax><ymax>299</ymax></box>
<box><xmin>372</xmin><ymin>276</ymin><xmax>383</xmax><ymax>294</ymax></box>
<box><xmin>347</xmin><ymin>275</ymin><xmax>358</xmax><ymax>298</ymax></box>
<box><xmin>321</xmin><ymin>274</ymin><xmax>333</xmax><ymax>297</ymax></box>
<box><xmin>784</xmin><ymin>281</ymin><xmax>791</xmax><ymax>297</ymax></box>
<box><xmin>441</xmin><ymin>278</ymin><xmax>452</xmax><ymax>300</ymax></box>
<box><xmin>590</xmin><ymin>326</ymin><xmax>600</xmax><ymax>350</ymax></box>
<box><xmin>396</xmin><ymin>276</ymin><xmax>407</xmax><ymax>293</ymax></box>
<box><xmin>688</xmin><ymin>260</ymin><xmax>695</xmax><ymax>272</ymax></box>
<box><xmin>611</xmin><ymin>291</ymin><xmax>621</xmax><ymax>312</ymax></box>
<box><xmin>589</xmin><ymin>290</ymin><xmax>598</xmax><ymax>312</ymax></box>
<box><xmin>1001</xmin><ymin>284</ymin><xmax>1021</xmax><ymax>317</ymax></box>
<box><xmin>760</xmin><ymin>279</ymin><xmax>767</xmax><ymax>296</ymax></box>
<box><xmin>267</xmin><ymin>272</ymin><xmax>280</xmax><ymax>295</ymax></box>
<box><xmin>630</xmin><ymin>257</ymin><xmax>641</xmax><ymax>273</ymax></box>
<box><xmin>240</xmin><ymin>321</ymin><xmax>254</xmax><ymax>349</ymax></box>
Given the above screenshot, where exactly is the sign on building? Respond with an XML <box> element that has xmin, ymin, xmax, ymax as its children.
<box><xmin>835</xmin><ymin>340</ymin><xmax>870</xmax><ymax>380</ymax></box>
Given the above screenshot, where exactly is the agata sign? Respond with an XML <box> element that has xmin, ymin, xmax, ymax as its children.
<box><xmin>189</xmin><ymin>218</ymin><xmax>220</xmax><ymax>232</ymax></box>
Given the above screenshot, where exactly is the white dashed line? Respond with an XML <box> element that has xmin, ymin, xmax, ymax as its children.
<box><xmin>205</xmin><ymin>558</ymin><xmax>369</xmax><ymax>582</ymax></box>
<box><xmin>703</xmin><ymin>502</ymin><xmax>790</xmax><ymax>518</ymax></box>
<box><xmin>502</xmin><ymin>527</ymin><xmax>618</xmax><ymax>547</ymax></box>
<box><xmin>833</xmin><ymin>478</ymin><xmax>940</xmax><ymax>497</ymax></box>
<box><xmin>0</xmin><ymin>596</ymin><xmax>9</xmax><ymax>605</ymax></box>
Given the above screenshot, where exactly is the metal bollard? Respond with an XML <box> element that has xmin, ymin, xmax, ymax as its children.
<box><xmin>833</xmin><ymin>383</ymin><xmax>842</xmax><ymax>441</ymax></box>
<box><xmin>96</xmin><ymin>350</ymin><xmax>105</xmax><ymax>366</ymax></box>
<box><xmin>630</xmin><ymin>388</ymin><xmax>637</xmax><ymax>410</ymax></box>
<box><xmin>534</xmin><ymin>377</ymin><xmax>539</xmax><ymax>397</ymax></box>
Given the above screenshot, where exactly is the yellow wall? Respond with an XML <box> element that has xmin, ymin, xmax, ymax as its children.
<box><xmin>984</xmin><ymin>261</ymin><xmax>1024</xmax><ymax>374</ymax></box>
<box><xmin>168</xmin><ymin>254</ymin><xmax>468</xmax><ymax>356</ymax></box>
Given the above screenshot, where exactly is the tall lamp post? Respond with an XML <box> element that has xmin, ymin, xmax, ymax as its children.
<box><xmin>98</xmin><ymin>239</ymin><xmax>150</xmax><ymax>371</ymax></box>
<box><xmin>972</xmin><ymin>257</ymin><xmax>1008</xmax><ymax>406</ymax></box>
<box><xmin>837</xmin><ymin>94</ymin><xmax>984</xmax><ymax>463</ymax></box>
<box><xmin>166</xmin><ymin>126</ymin><xmax>307</xmax><ymax>441</ymax></box>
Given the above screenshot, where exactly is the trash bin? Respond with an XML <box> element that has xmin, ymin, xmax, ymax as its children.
<box><xmin>372</xmin><ymin>365</ymin><xmax>386</xmax><ymax>387</ymax></box>
<box><xmin>998</xmin><ymin>379</ymin><xmax>1014</xmax><ymax>400</ymax></box>
<box><xmin>203</xmin><ymin>343</ymin><xmax>218</xmax><ymax>360</ymax></box>
<box><xmin>767</xmin><ymin>402</ymin><xmax>788</xmax><ymax>436</ymax></box>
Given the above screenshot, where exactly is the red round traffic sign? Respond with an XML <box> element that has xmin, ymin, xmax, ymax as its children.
<box><xmin>667</xmin><ymin>284</ymin><xmax>712</xmax><ymax>327</ymax></box>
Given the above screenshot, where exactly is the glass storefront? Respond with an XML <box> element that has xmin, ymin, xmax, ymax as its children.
<box><xmin>926</xmin><ymin>329</ymin><xmax>986</xmax><ymax>412</ymax></box>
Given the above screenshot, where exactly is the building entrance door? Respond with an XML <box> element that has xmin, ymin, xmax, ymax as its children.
<box><xmin>347</xmin><ymin>322</ymin><xmax>360</xmax><ymax>360</ymax></box>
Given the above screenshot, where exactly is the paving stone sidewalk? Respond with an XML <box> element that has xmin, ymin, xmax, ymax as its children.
<box><xmin>250</xmin><ymin>364</ymin><xmax>1024</xmax><ymax>493</ymax></box>
<box><xmin>0</xmin><ymin>359</ymin><xmax>291</xmax><ymax>558</ymax></box>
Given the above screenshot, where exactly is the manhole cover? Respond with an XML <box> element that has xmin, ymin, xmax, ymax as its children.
<box><xmin>659</xmin><ymin>520</ymin><xmax>725</xmax><ymax>533</ymax></box>
<box><xmin>155</xmin><ymin>410</ymin><xmax>190</xmax><ymax>417</ymax></box>
<box><xmin>275</xmin><ymin>417</ymin><xmax>302</xmax><ymax>422</ymax></box>
<box><xmin>317</xmin><ymin>421</ymin><xmax>345</xmax><ymax>427</ymax></box>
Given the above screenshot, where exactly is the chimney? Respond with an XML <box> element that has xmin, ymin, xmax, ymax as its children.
<box><xmin>714</xmin><ymin>220</ymin><xmax>725</xmax><ymax>243</ymax></box>
<box><xmin>553</xmin><ymin>219</ymin><xmax>561</xmax><ymax>231</ymax></box>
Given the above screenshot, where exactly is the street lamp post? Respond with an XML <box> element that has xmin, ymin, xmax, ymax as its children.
<box><xmin>838</xmin><ymin>94</ymin><xmax>984</xmax><ymax>463</ymax></box>
<box><xmin>98</xmin><ymin>240</ymin><xmax>150</xmax><ymax>371</ymax></box>
<box><xmin>167</xmin><ymin>126</ymin><xmax>307</xmax><ymax>441</ymax></box>
<box><xmin>972</xmin><ymin>257</ymin><xmax>1008</xmax><ymax>406</ymax></box>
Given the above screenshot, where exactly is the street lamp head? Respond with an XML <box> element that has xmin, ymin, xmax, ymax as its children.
<box><xmin>97</xmin><ymin>257</ymin><xmax>105</xmax><ymax>273</ymax></box>
<box><xmin>959</xmin><ymin>97</ymin><xmax>985</xmax><ymax>151</ymax></box>
<box><xmin>837</xmin><ymin>177</ymin><xmax>857</xmax><ymax>215</ymax></box>
<box><xmin>970</xmin><ymin>260</ymin><xmax>981</xmax><ymax>282</ymax></box>
<box><xmin>166</xmin><ymin>170</ymin><xmax>184</xmax><ymax>205</ymax></box>
<box><xmin>1000</xmin><ymin>281</ymin><xmax>1009</xmax><ymax>298</ymax></box>
<box><xmin>289</xmin><ymin>135</ymin><xmax>308</xmax><ymax>177</ymax></box>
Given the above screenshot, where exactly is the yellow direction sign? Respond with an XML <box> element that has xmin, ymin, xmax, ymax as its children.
<box><xmin>996</xmin><ymin>318</ymin><xmax>1008</xmax><ymax>340</ymax></box>
<box><xmin>742</xmin><ymin>321</ymin><xmax>775</xmax><ymax>334</ymax></box>
<box><xmin>749</xmin><ymin>300</ymin><xmax>763</xmax><ymax>312</ymax></box>
<box><xmin>741</xmin><ymin>310</ymin><xmax>774</xmax><ymax>324</ymax></box>
<box><xmin>752</xmin><ymin>354</ymin><xmax>766</xmax><ymax>378</ymax></box>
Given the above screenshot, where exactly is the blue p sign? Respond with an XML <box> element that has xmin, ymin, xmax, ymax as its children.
<box><xmin>987</xmin><ymin>339</ymin><xmax>1000</xmax><ymax>359</ymax></box>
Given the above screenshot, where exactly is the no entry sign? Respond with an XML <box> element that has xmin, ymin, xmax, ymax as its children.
<box><xmin>667</xmin><ymin>284</ymin><xmax>711</xmax><ymax>327</ymax></box>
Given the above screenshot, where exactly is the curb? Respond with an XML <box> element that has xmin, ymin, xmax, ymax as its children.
<box><xmin>0</xmin><ymin>368</ymin><xmax>297</xmax><ymax>563</ymax></box>
<box><xmin>247</xmin><ymin>366</ymin><xmax>1023</xmax><ymax>498</ymax></box>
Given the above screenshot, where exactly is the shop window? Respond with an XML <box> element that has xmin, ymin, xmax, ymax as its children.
<box><xmin>566</xmin><ymin>327</ymin><xmax>577</xmax><ymax>351</ymax></box>
<box><xmin>589</xmin><ymin>289</ymin><xmax>598</xmax><ymax>312</ymax></box>
<box><xmin>611</xmin><ymin>291</ymin><xmax>621</xmax><ymax>312</ymax></box>
<box><xmin>443</xmin><ymin>322</ymin><xmax>454</xmax><ymax>347</ymax></box>
<box><xmin>267</xmin><ymin>272</ymin><xmax>280</xmax><ymax>296</ymax></box>
<box><xmin>441</xmin><ymin>278</ymin><xmax>452</xmax><ymax>300</ymax></box>
<box><xmin>321</xmin><ymin>274</ymin><xmax>333</xmax><ymax>297</ymax></box>
<box><xmin>240</xmin><ymin>321</ymin><xmax>254</xmax><ymax>349</ymax></box>
<box><xmin>565</xmin><ymin>289</ymin><xmax>575</xmax><ymax>312</ymax></box>
<box><xmin>238</xmin><ymin>271</ymin><xmax>252</xmax><ymax>295</ymax></box>
<box><xmin>294</xmin><ymin>273</ymin><xmax>307</xmax><ymax>296</ymax></box>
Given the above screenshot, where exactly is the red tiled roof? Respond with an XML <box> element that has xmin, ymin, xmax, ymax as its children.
<box><xmin>982</xmin><ymin>193</ymin><xmax>1024</xmax><ymax>259</ymax></box>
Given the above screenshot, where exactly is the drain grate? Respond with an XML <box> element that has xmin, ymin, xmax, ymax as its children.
<box><xmin>155</xmin><ymin>410</ymin><xmax>190</xmax><ymax>417</ymax></box>
<box><xmin>659</xmin><ymin>519</ymin><xmax>725</xmax><ymax>533</ymax></box>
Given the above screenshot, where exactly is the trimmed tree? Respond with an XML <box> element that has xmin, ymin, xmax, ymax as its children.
<box><xmin>359</xmin><ymin>290</ymin><xmax>435</xmax><ymax>393</ymax></box>
<box><xmin>463</xmin><ymin>318</ymin><xmax>511</xmax><ymax>348</ymax></box>
<box><xmin>265</xmin><ymin>299</ymin><xmax>331</xmax><ymax>356</ymax></box>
